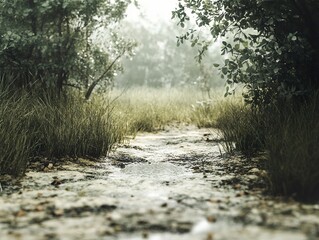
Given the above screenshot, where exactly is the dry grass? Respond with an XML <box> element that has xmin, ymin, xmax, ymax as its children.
<box><xmin>110</xmin><ymin>87</ymin><xmax>216</xmax><ymax>132</ymax></box>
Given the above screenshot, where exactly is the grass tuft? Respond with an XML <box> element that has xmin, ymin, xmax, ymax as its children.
<box><xmin>0</xmin><ymin>91</ymin><xmax>127</xmax><ymax>176</ymax></box>
<box><xmin>266</xmin><ymin>96</ymin><xmax>319</xmax><ymax>200</ymax></box>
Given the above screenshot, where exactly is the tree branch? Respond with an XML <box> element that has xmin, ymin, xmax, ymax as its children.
<box><xmin>85</xmin><ymin>52</ymin><xmax>124</xmax><ymax>100</ymax></box>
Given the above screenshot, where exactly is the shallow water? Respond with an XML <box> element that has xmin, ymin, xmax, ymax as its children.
<box><xmin>0</xmin><ymin>126</ymin><xmax>318</xmax><ymax>240</ymax></box>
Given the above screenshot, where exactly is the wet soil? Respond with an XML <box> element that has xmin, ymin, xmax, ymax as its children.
<box><xmin>0</xmin><ymin>126</ymin><xmax>318</xmax><ymax>240</ymax></box>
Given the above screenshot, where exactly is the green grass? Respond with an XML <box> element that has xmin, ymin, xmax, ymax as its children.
<box><xmin>266</xmin><ymin>96</ymin><xmax>319</xmax><ymax>200</ymax></box>
<box><xmin>0</xmin><ymin>91</ymin><xmax>127</xmax><ymax>176</ymax></box>
<box><xmin>0</xmin><ymin>92</ymin><xmax>34</xmax><ymax>176</ymax></box>
<box><xmin>215</xmin><ymin>102</ymin><xmax>267</xmax><ymax>155</ymax></box>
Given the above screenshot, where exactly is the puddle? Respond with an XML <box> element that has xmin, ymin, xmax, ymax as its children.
<box><xmin>121</xmin><ymin>162</ymin><xmax>191</xmax><ymax>179</ymax></box>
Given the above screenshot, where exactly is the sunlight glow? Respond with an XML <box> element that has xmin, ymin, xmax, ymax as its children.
<box><xmin>126</xmin><ymin>0</ymin><xmax>178</xmax><ymax>23</ymax></box>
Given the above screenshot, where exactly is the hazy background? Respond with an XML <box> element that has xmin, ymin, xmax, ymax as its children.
<box><xmin>115</xmin><ymin>0</ymin><xmax>224</xmax><ymax>89</ymax></box>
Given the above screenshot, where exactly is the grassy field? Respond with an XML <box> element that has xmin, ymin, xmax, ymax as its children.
<box><xmin>110</xmin><ymin>86</ymin><xmax>236</xmax><ymax>132</ymax></box>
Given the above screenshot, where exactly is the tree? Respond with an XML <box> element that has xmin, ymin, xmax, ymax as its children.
<box><xmin>173</xmin><ymin>0</ymin><xmax>319</xmax><ymax>105</ymax></box>
<box><xmin>116</xmin><ymin>19</ymin><xmax>224</xmax><ymax>89</ymax></box>
<box><xmin>0</xmin><ymin>0</ymin><xmax>135</xmax><ymax>98</ymax></box>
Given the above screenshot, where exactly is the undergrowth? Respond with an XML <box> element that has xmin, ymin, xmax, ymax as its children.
<box><xmin>0</xmin><ymin>91</ymin><xmax>127</xmax><ymax>176</ymax></box>
<box><xmin>214</xmin><ymin>94</ymin><xmax>319</xmax><ymax>201</ymax></box>
<box><xmin>215</xmin><ymin>102</ymin><xmax>266</xmax><ymax>155</ymax></box>
<box><xmin>266</xmin><ymin>96</ymin><xmax>319</xmax><ymax>200</ymax></box>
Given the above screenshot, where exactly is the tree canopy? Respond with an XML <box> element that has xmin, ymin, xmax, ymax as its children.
<box><xmin>0</xmin><ymin>0</ymin><xmax>135</xmax><ymax>98</ymax></box>
<box><xmin>173</xmin><ymin>0</ymin><xmax>319</xmax><ymax>105</ymax></box>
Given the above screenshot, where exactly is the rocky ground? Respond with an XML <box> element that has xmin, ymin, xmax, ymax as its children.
<box><xmin>0</xmin><ymin>126</ymin><xmax>318</xmax><ymax>240</ymax></box>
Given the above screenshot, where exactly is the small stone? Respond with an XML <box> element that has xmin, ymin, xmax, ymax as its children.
<box><xmin>161</xmin><ymin>203</ymin><xmax>168</xmax><ymax>208</ymax></box>
<box><xmin>142</xmin><ymin>231</ymin><xmax>149</xmax><ymax>238</ymax></box>
<box><xmin>15</xmin><ymin>210</ymin><xmax>26</xmax><ymax>217</ymax></box>
<box><xmin>48</xmin><ymin>163</ymin><xmax>54</xmax><ymax>169</ymax></box>
<box><xmin>246</xmin><ymin>175</ymin><xmax>259</xmax><ymax>181</ymax></box>
<box><xmin>207</xmin><ymin>233</ymin><xmax>214</xmax><ymax>240</ymax></box>
<box><xmin>236</xmin><ymin>192</ymin><xmax>245</xmax><ymax>197</ymax></box>
<box><xmin>249</xmin><ymin>168</ymin><xmax>260</xmax><ymax>174</ymax></box>
<box><xmin>206</xmin><ymin>216</ymin><xmax>217</xmax><ymax>223</ymax></box>
<box><xmin>36</xmin><ymin>193</ymin><xmax>43</xmax><ymax>198</ymax></box>
<box><xmin>53</xmin><ymin>209</ymin><xmax>64</xmax><ymax>216</ymax></box>
<box><xmin>114</xmin><ymin>225</ymin><xmax>122</xmax><ymax>232</ymax></box>
<box><xmin>51</xmin><ymin>178</ymin><xmax>63</xmax><ymax>187</ymax></box>
<box><xmin>35</xmin><ymin>205</ymin><xmax>44</xmax><ymax>212</ymax></box>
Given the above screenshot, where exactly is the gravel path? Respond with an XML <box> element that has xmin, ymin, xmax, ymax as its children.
<box><xmin>0</xmin><ymin>126</ymin><xmax>318</xmax><ymax>240</ymax></box>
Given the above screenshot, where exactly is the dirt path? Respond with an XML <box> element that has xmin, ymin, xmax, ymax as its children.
<box><xmin>0</xmin><ymin>126</ymin><xmax>318</xmax><ymax>240</ymax></box>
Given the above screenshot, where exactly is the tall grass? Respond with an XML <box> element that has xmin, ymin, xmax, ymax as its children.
<box><xmin>215</xmin><ymin>102</ymin><xmax>267</xmax><ymax>155</ymax></box>
<box><xmin>266</xmin><ymin>96</ymin><xmax>319</xmax><ymax>200</ymax></box>
<box><xmin>110</xmin><ymin>87</ymin><xmax>206</xmax><ymax>132</ymax></box>
<box><xmin>0</xmin><ymin>91</ymin><xmax>127</xmax><ymax>176</ymax></box>
<box><xmin>214</xmin><ymin>93</ymin><xmax>319</xmax><ymax>200</ymax></box>
<box><xmin>0</xmin><ymin>92</ymin><xmax>34</xmax><ymax>176</ymax></box>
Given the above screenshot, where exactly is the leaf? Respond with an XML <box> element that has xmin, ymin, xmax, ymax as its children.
<box><xmin>222</xmin><ymin>67</ymin><xmax>228</xmax><ymax>75</ymax></box>
<box><xmin>213</xmin><ymin>63</ymin><xmax>220</xmax><ymax>67</ymax></box>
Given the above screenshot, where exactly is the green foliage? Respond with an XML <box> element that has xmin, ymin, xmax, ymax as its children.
<box><xmin>0</xmin><ymin>90</ymin><xmax>127</xmax><ymax>176</ymax></box>
<box><xmin>173</xmin><ymin>0</ymin><xmax>319</xmax><ymax>105</ymax></box>
<box><xmin>0</xmin><ymin>0</ymin><xmax>134</xmax><ymax>97</ymax></box>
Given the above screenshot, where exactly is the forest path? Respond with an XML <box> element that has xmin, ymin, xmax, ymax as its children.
<box><xmin>0</xmin><ymin>126</ymin><xmax>318</xmax><ymax>240</ymax></box>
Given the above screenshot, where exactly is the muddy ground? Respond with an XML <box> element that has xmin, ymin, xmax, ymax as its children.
<box><xmin>0</xmin><ymin>126</ymin><xmax>318</xmax><ymax>240</ymax></box>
